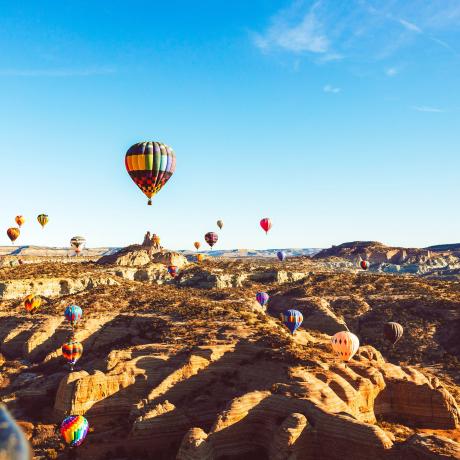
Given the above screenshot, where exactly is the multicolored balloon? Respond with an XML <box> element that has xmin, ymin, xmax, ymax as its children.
<box><xmin>60</xmin><ymin>415</ymin><xmax>89</xmax><ymax>447</ymax></box>
<box><xmin>260</xmin><ymin>218</ymin><xmax>272</xmax><ymax>234</ymax></box>
<box><xmin>37</xmin><ymin>214</ymin><xmax>49</xmax><ymax>228</ymax></box>
<box><xmin>70</xmin><ymin>236</ymin><xmax>86</xmax><ymax>255</ymax></box>
<box><xmin>256</xmin><ymin>292</ymin><xmax>269</xmax><ymax>308</ymax></box>
<box><xmin>280</xmin><ymin>309</ymin><xmax>303</xmax><ymax>335</ymax></box>
<box><xmin>125</xmin><ymin>141</ymin><xmax>176</xmax><ymax>205</ymax></box>
<box><xmin>62</xmin><ymin>340</ymin><xmax>83</xmax><ymax>369</ymax></box>
<box><xmin>205</xmin><ymin>232</ymin><xmax>218</xmax><ymax>249</ymax></box>
<box><xmin>64</xmin><ymin>305</ymin><xmax>83</xmax><ymax>327</ymax></box>
<box><xmin>217</xmin><ymin>220</ymin><xmax>224</xmax><ymax>230</ymax></box>
<box><xmin>196</xmin><ymin>254</ymin><xmax>205</xmax><ymax>263</ymax></box>
<box><xmin>277</xmin><ymin>251</ymin><xmax>286</xmax><ymax>262</ymax></box>
<box><xmin>360</xmin><ymin>260</ymin><xmax>369</xmax><ymax>270</ymax></box>
<box><xmin>384</xmin><ymin>322</ymin><xmax>403</xmax><ymax>345</ymax></box>
<box><xmin>168</xmin><ymin>265</ymin><xmax>179</xmax><ymax>278</ymax></box>
<box><xmin>15</xmin><ymin>216</ymin><xmax>25</xmax><ymax>227</ymax></box>
<box><xmin>7</xmin><ymin>227</ymin><xmax>20</xmax><ymax>243</ymax></box>
<box><xmin>194</xmin><ymin>241</ymin><xmax>201</xmax><ymax>250</ymax></box>
<box><xmin>24</xmin><ymin>294</ymin><xmax>42</xmax><ymax>313</ymax></box>
<box><xmin>331</xmin><ymin>331</ymin><xmax>360</xmax><ymax>361</ymax></box>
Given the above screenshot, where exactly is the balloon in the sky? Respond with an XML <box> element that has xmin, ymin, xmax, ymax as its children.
<box><xmin>24</xmin><ymin>294</ymin><xmax>42</xmax><ymax>313</ymax></box>
<box><xmin>277</xmin><ymin>251</ymin><xmax>286</xmax><ymax>262</ymax></box>
<box><xmin>256</xmin><ymin>292</ymin><xmax>269</xmax><ymax>308</ymax></box>
<box><xmin>60</xmin><ymin>415</ymin><xmax>89</xmax><ymax>447</ymax></box>
<box><xmin>331</xmin><ymin>331</ymin><xmax>360</xmax><ymax>361</ymax></box>
<box><xmin>64</xmin><ymin>305</ymin><xmax>83</xmax><ymax>327</ymax></box>
<box><xmin>37</xmin><ymin>214</ymin><xmax>49</xmax><ymax>228</ymax></box>
<box><xmin>70</xmin><ymin>236</ymin><xmax>86</xmax><ymax>255</ymax></box>
<box><xmin>62</xmin><ymin>340</ymin><xmax>83</xmax><ymax>369</ymax></box>
<box><xmin>280</xmin><ymin>309</ymin><xmax>303</xmax><ymax>335</ymax></box>
<box><xmin>7</xmin><ymin>227</ymin><xmax>20</xmax><ymax>243</ymax></box>
<box><xmin>125</xmin><ymin>141</ymin><xmax>176</xmax><ymax>205</ymax></box>
<box><xmin>360</xmin><ymin>260</ymin><xmax>369</xmax><ymax>270</ymax></box>
<box><xmin>196</xmin><ymin>254</ymin><xmax>205</xmax><ymax>263</ymax></box>
<box><xmin>168</xmin><ymin>265</ymin><xmax>179</xmax><ymax>278</ymax></box>
<box><xmin>15</xmin><ymin>216</ymin><xmax>25</xmax><ymax>227</ymax></box>
<box><xmin>384</xmin><ymin>322</ymin><xmax>403</xmax><ymax>345</ymax></box>
<box><xmin>194</xmin><ymin>241</ymin><xmax>201</xmax><ymax>250</ymax></box>
<box><xmin>217</xmin><ymin>220</ymin><xmax>224</xmax><ymax>230</ymax></box>
<box><xmin>260</xmin><ymin>218</ymin><xmax>272</xmax><ymax>234</ymax></box>
<box><xmin>205</xmin><ymin>232</ymin><xmax>218</xmax><ymax>249</ymax></box>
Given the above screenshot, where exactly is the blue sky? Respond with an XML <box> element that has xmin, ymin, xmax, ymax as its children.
<box><xmin>0</xmin><ymin>0</ymin><xmax>459</xmax><ymax>250</ymax></box>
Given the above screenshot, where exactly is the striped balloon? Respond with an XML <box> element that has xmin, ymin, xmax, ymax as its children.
<box><xmin>64</xmin><ymin>305</ymin><xmax>83</xmax><ymax>327</ymax></box>
<box><xmin>62</xmin><ymin>340</ymin><xmax>83</xmax><ymax>368</ymax></box>
<box><xmin>60</xmin><ymin>415</ymin><xmax>89</xmax><ymax>447</ymax></box>
<box><xmin>256</xmin><ymin>292</ymin><xmax>269</xmax><ymax>307</ymax></box>
<box><xmin>70</xmin><ymin>236</ymin><xmax>86</xmax><ymax>255</ymax></box>
<box><xmin>384</xmin><ymin>322</ymin><xmax>403</xmax><ymax>345</ymax></box>
<box><xmin>280</xmin><ymin>309</ymin><xmax>303</xmax><ymax>334</ymax></box>
<box><xmin>125</xmin><ymin>141</ymin><xmax>176</xmax><ymax>206</ymax></box>
<box><xmin>37</xmin><ymin>214</ymin><xmax>49</xmax><ymax>228</ymax></box>
<box><xmin>7</xmin><ymin>227</ymin><xmax>20</xmax><ymax>243</ymax></box>
<box><xmin>331</xmin><ymin>331</ymin><xmax>360</xmax><ymax>361</ymax></box>
<box><xmin>205</xmin><ymin>232</ymin><xmax>218</xmax><ymax>248</ymax></box>
<box><xmin>24</xmin><ymin>294</ymin><xmax>42</xmax><ymax>313</ymax></box>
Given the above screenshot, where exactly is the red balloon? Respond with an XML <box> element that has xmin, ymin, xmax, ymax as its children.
<box><xmin>360</xmin><ymin>260</ymin><xmax>369</xmax><ymax>270</ymax></box>
<box><xmin>205</xmin><ymin>232</ymin><xmax>218</xmax><ymax>248</ymax></box>
<box><xmin>260</xmin><ymin>218</ymin><xmax>272</xmax><ymax>234</ymax></box>
<box><xmin>168</xmin><ymin>265</ymin><xmax>178</xmax><ymax>278</ymax></box>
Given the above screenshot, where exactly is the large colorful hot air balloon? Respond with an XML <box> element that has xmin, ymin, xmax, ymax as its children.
<box><xmin>217</xmin><ymin>220</ymin><xmax>224</xmax><ymax>230</ymax></box>
<box><xmin>7</xmin><ymin>227</ymin><xmax>20</xmax><ymax>243</ymax></box>
<box><xmin>15</xmin><ymin>216</ymin><xmax>25</xmax><ymax>227</ymax></box>
<box><xmin>24</xmin><ymin>294</ymin><xmax>42</xmax><ymax>313</ymax></box>
<box><xmin>37</xmin><ymin>214</ymin><xmax>49</xmax><ymax>228</ymax></box>
<box><xmin>260</xmin><ymin>218</ymin><xmax>272</xmax><ymax>234</ymax></box>
<box><xmin>280</xmin><ymin>309</ymin><xmax>303</xmax><ymax>335</ymax></box>
<box><xmin>205</xmin><ymin>232</ymin><xmax>218</xmax><ymax>249</ymax></box>
<box><xmin>125</xmin><ymin>141</ymin><xmax>176</xmax><ymax>205</ymax></box>
<box><xmin>331</xmin><ymin>331</ymin><xmax>360</xmax><ymax>361</ymax></box>
<box><xmin>168</xmin><ymin>265</ymin><xmax>178</xmax><ymax>278</ymax></box>
<box><xmin>256</xmin><ymin>292</ymin><xmax>269</xmax><ymax>308</ymax></box>
<box><xmin>64</xmin><ymin>305</ymin><xmax>83</xmax><ymax>327</ymax></box>
<box><xmin>384</xmin><ymin>322</ymin><xmax>403</xmax><ymax>345</ymax></box>
<box><xmin>60</xmin><ymin>415</ymin><xmax>89</xmax><ymax>447</ymax></box>
<box><xmin>360</xmin><ymin>260</ymin><xmax>369</xmax><ymax>270</ymax></box>
<box><xmin>196</xmin><ymin>254</ymin><xmax>205</xmax><ymax>263</ymax></box>
<box><xmin>70</xmin><ymin>236</ymin><xmax>86</xmax><ymax>255</ymax></box>
<box><xmin>194</xmin><ymin>241</ymin><xmax>201</xmax><ymax>250</ymax></box>
<box><xmin>277</xmin><ymin>251</ymin><xmax>286</xmax><ymax>262</ymax></box>
<box><xmin>62</xmin><ymin>340</ymin><xmax>83</xmax><ymax>370</ymax></box>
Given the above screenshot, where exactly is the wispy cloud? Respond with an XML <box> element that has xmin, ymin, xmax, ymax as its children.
<box><xmin>0</xmin><ymin>67</ymin><xmax>115</xmax><ymax>77</ymax></box>
<box><xmin>413</xmin><ymin>105</ymin><xmax>445</xmax><ymax>113</ymax></box>
<box><xmin>385</xmin><ymin>67</ymin><xmax>398</xmax><ymax>77</ymax></box>
<box><xmin>323</xmin><ymin>84</ymin><xmax>341</xmax><ymax>93</ymax></box>
<box><xmin>398</xmin><ymin>18</ymin><xmax>422</xmax><ymax>33</ymax></box>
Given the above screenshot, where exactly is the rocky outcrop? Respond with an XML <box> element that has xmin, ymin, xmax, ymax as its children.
<box><xmin>399</xmin><ymin>433</ymin><xmax>460</xmax><ymax>459</ymax></box>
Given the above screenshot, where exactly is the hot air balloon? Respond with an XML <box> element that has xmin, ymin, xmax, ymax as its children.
<box><xmin>0</xmin><ymin>404</ymin><xmax>32</xmax><ymax>459</ymax></box>
<box><xmin>60</xmin><ymin>415</ymin><xmax>89</xmax><ymax>447</ymax></box>
<box><xmin>62</xmin><ymin>340</ymin><xmax>83</xmax><ymax>370</ymax></box>
<box><xmin>331</xmin><ymin>331</ymin><xmax>360</xmax><ymax>361</ymax></box>
<box><xmin>125</xmin><ymin>141</ymin><xmax>176</xmax><ymax>205</ymax></box>
<box><xmin>15</xmin><ymin>216</ymin><xmax>25</xmax><ymax>227</ymax></box>
<box><xmin>217</xmin><ymin>220</ymin><xmax>224</xmax><ymax>230</ymax></box>
<box><xmin>70</xmin><ymin>236</ymin><xmax>86</xmax><ymax>255</ymax></box>
<box><xmin>196</xmin><ymin>254</ymin><xmax>205</xmax><ymax>263</ymax></box>
<box><xmin>256</xmin><ymin>292</ymin><xmax>269</xmax><ymax>308</ymax></box>
<box><xmin>37</xmin><ymin>214</ymin><xmax>49</xmax><ymax>228</ymax></box>
<box><xmin>360</xmin><ymin>260</ymin><xmax>369</xmax><ymax>270</ymax></box>
<box><xmin>205</xmin><ymin>232</ymin><xmax>218</xmax><ymax>249</ymax></box>
<box><xmin>24</xmin><ymin>294</ymin><xmax>42</xmax><ymax>313</ymax></box>
<box><xmin>7</xmin><ymin>227</ymin><xmax>20</xmax><ymax>243</ymax></box>
<box><xmin>280</xmin><ymin>309</ymin><xmax>303</xmax><ymax>335</ymax></box>
<box><xmin>194</xmin><ymin>241</ymin><xmax>201</xmax><ymax>251</ymax></box>
<box><xmin>260</xmin><ymin>218</ymin><xmax>272</xmax><ymax>234</ymax></box>
<box><xmin>152</xmin><ymin>234</ymin><xmax>161</xmax><ymax>246</ymax></box>
<box><xmin>168</xmin><ymin>265</ymin><xmax>178</xmax><ymax>278</ymax></box>
<box><xmin>384</xmin><ymin>322</ymin><xmax>403</xmax><ymax>345</ymax></box>
<box><xmin>64</xmin><ymin>305</ymin><xmax>83</xmax><ymax>328</ymax></box>
<box><xmin>277</xmin><ymin>251</ymin><xmax>286</xmax><ymax>262</ymax></box>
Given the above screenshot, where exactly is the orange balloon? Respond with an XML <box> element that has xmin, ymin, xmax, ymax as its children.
<box><xmin>331</xmin><ymin>331</ymin><xmax>359</xmax><ymax>361</ymax></box>
<box><xmin>196</xmin><ymin>254</ymin><xmax>205</xmax><ymax>263</ymax></box>
<box><xmin>24</xmin><ymin>294</ymin><xmax>42</xmax><ymax>313</ymax></box>
<box><xmin>194</xmin><ymin>241</ymin><xmax>201</xmax><ymax>250</ymax></box>
<box><xmin>15</xmin><ymin>216</ymin><xmax>25</xmax><ymax>227</ymax></box>
<box><xmin>7</xmin><ymin>227</ymin><xmax>20</xmax><ymax>243</ymax></box>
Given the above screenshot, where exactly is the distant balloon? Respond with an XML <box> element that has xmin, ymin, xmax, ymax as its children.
<box><xmin>384</xmin><ymin>322</ymin><xmax>403</xmax><ymax>345</ymax></box>
<box><xmin>125</xmin><ymin>141</ymin><xmax>176</xmax><ymax>205</ymax></box>
<box><xmin>64</xmin><ymin>305</ymin><xmax>83</xmax><ymax>327</ymax></box>
<box><xmin>194</xmin><ymin>241</ymin><xmax>201</xmax><ymax>250</ymax></box>
<box><xmin>360</xmin><ymin>260</ymin><xmax>369</xmax><ymax>270</ymax></box>
<box><xmin>15</xmin><ymin>216</ymin><xmax>25</xmax><ymax>227</ymax></box>
<box><xmin>70</xmin><ymin>236</ymin><xmax>86</xmax><ymax>255</ymax></box>
<box><xmin>37</xmin><ymin>214</ymin><xmax>49</xmax><ymax>228</ymax></box>
<box><xmin>205</xmin><ymin>232</ymin><xmax>218</xmax><ymax>249</ymax></box>
<box><xmin>277</xmin><ymin>251</ymin><xmax>286</xmax><ymax>262</ymax></box>
<box><xmin>62</xmin><ymin>340</ymin><xmax>83</xmax><ymax>370</ymax></box>
<box><xmin>7</xmin><ymin>227</ymin><xmax>20</xmax><ymax>243</ymax></box>
<box><xmin>217</xmin><ymin>220</ymin><xmax>224</xmax><ymax>230</ymax></box>
<box><xmin>24</xmin><ymin>294</ymin><xmax>42</xmax><ymax>313</ymax></box>
<box><xmin>256</xmin><ymin>292</ymin><xmax>269</xmax><ymax>308</ymax></box>
<box><xmin>280</xmin><ymin>309</ymin><xmax>303</xmax><ymax>335</ymax></box>
<box><xmin>331</xmin><ymin>331</ymin><xmax>360</xmax><ymax>361</ymax></box>
<box><xmin>152</xmin><ymin>234</ymin><xmax>161</xmax><ymax>246</ymax></box>
<box><xmin>196</xmin><ymin>254</ymin><xmax>205</xmax><ymax>263</ymax></box>
<box><xmin>60</xmin><ymin>415</ymin><xmax>89</xmax><ymax>447</ymax></box>
<box><xmin>260</xmin><ymin>218</ymin><xmax>272</xmax><ymax>234</ymax></box>
<box><xmin>168</xmin><ymin>265</ymin><xmax>179</xmax><ymax>278</ymax></box>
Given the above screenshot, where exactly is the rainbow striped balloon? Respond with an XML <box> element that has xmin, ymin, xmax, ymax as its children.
<box><xmin>64</xmin><ymin>305</ymin><xmax>83</xmax><ymax>326</ymax></box>
<box><xmin>60</xmin><ymin>415</ymin><xmax>89</xmax><ymax>447</ymax></box>
<box><xmin>62</xmin><ymin>340</ymin><xmax>83</xmax><ymax>367</ymax></box>
<box><xmin>280</xmin><ymin>309</ymin><xmax>303</xmax><ymax>335</ymax></box>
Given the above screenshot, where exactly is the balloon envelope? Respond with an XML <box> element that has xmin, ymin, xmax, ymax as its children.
<box><xmin>360</xmin><ymin>260</ymin><xmax>369</xmax><ymax>270</ymax></box>
<box><xmin>280</xmin><ymin>309</ymin><xmax>303</xmax><ymax>334</ymax></box>
<box><xmin>60</xmin><ymin>415</ymin><xmax>89</xmax><ymax>447</ymax></box>
<box><xmin>24</xmin><ymin>294</ymin><xmax>42</xmax><ymax>313</ymax></box>
<box><xmin>64</xmin><ymin>305</ymin><xmax>83</xmax><ymax>326</ymax></box>
<box><xmin>277</xmin><ymin>251</ymin><xmax>286</xmax><ymax>261</ymax></box>
<box><xmin>37</xmin><ymin>214</ymin><xmax>49</xmax><ymax>228</ymax></box>
<box><xmin>15</xmin><ymin>216</ymin><xmax>25</xmax><ymax>227</ymax></box>
<box><xmin>168</xmin><ymin>265</ymin><xmax>179</xmax><ymax>277</ymax></box>
<box><xmin>7</xmin><ymin>227</ymin><xmax>20</xmax><ymax>243</ymax></box>
<box><xmin>196</xmin><ymin>254</ymin><xmax>205</xmax><ymax>263</ymax></box>
<box><xmin>62</xmin><ymin>340</ymin><xmax>83</xmax><ymax>367</ymax></box>
<box><xmin>205</xmin><ymin>232</ymin><xmax>218</xmax><ymax>248</ymax></box>
<box><xmin>260</xmin><ymin>218</ymin><xmax>272</xmax><ymax>234</ymax></box>
<box><xmin>384</xmin><ymin>322</ymin><xmax>403</xmax><ymax>345</ymax></box>
<box><xmin>194</xmin><ymin>241</ymin><xmax>201</xmax><ymax>250</ymax></box>
<box><xmin>331</xmin><ymin>331</ymin><xmax>360</xmax><ymax>361</ymax></box>
<box><xmin>70</xmin><ymin>236</ymin><xmax>86</xmax><ymax>254</ymax></box>
<box><xmin>256</xmin><ymin>292</ymin><xmax>269</xmax><ymax>307</ymax></box>
<box><xmin>217</xmin><ymin>220</ymin><xmax>224</xmax><ymax>229</ymax></box>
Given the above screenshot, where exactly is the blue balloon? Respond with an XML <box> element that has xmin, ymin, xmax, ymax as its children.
<box><xmin>277</xmin><ymin>251</ymin><xmax>286</xmax><ymax>261</ymax></box>
<box><xmin>256</xmin><ymin>292</ymin><xmax>269</xmax><ymax>307</ymax></box>
<box><xmin>281</xmin><ymin>309</ymin><xmax>303</xmax><ymax>334</ymax></box>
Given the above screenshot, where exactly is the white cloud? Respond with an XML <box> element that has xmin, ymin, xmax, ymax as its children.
<box><xmin>398</xmin><ymin>18</ymin><xmax>422</xmax><ymax>33</ymax></box>
<box><xmin>413</xmin><ymin>105</ymin><xmax>444</xmax><ymax>113</ymax></box>
<box><xmin>323</xmin><ymin>84</ymin><xmax>341</xmax><ymax>93</ymax></box>
<box><xmin>385</xmin><ymin>67</ymin><xmax>398</xmax><ymax>76</ymax></box>
<box><xmin>0</xmin><ymin>67</ymin><xmax>115</xmax><ymax>77</ymax></box>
